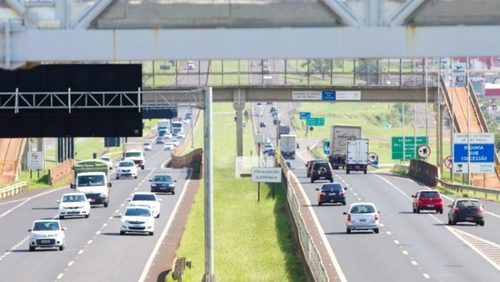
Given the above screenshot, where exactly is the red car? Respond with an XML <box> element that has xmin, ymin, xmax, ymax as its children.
<box><xmin>412</xmin><ymin>190</ymin><xmax>443</xmax><ymax>214</ymax></box>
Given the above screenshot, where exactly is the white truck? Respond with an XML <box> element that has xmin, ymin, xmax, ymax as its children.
<box><xmin>123</xmin><ymin>143</ymin><xmax>146</xmax><ymax>170</ymax></box>
<box><xmin>70</xmin><ymin>160</ymin><xmax>112</xmax><ymax>207</ymax></box>
<box><xmin>346</xmin><ymin>138</ymin><xmax>369</xmax><ymax>174</ymax></box>
<box><xmin>328</xmin><ymin>125</ymin><xmax>362</xmax><ymax>169</ymax></box>
<box><xmin>280</xmin><ymin>134</ymin><xmax>297</xmax><ymax>159</ymax></box>
<box><xmin>157</xmin><ymin>119</ymin><xmax>171</xmax><ymax>137</ymax></box>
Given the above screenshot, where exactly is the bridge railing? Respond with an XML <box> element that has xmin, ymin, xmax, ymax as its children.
<box><xmin>0</xmin><ymin>181</ymin><xmax>28</xmax><ymax>200</ymax></box>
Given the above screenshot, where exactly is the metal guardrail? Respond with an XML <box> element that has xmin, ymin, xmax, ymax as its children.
<box><xmin>437</xmin><ymin>179</ymin><xmax>500</xmax><ymax>201</ymax></box>
<box><xmin>280</xmin><ymin>155</ymin><xmax>330</xmax><ymax>282</ymax></box>
<box><xmin>0</xmin><ymin>181</ymin><xmax>28</xmax><ymax>200</ymax></box>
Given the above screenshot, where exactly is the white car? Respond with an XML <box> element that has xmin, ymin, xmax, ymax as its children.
<box><xmin>163</xmin><ymin>142</ymin><xmax>175</xmax><ymax>151</ymax></box>
<box><xmin>58</xmin><ymin>193</ymin><xmax>91</xmax><ymax>219</ymax></box>
<box><xmin>175</xmin><ymin>132</ymin><xmax>186</xmax><ymax>139</ymax></box>
<box><xmin>128</xmin><ymin>192</ymin><xmax>162</xmax><ymax>218</ymax></box>
<box><xmin>143</xmin><ymin>142</ymin><xmax>152</xmax><ymax>151</ymax></box>
<box><xmin>100</xmin><ymin>156</ymin><xmax>113</xmax><ymax>170</ymax></box>
<box><xmin>171</xmin><ymin>138</ymin><xmax>181</xmax><ymax>146</ymax></box>
<box><xmin>344</xmin><ymin>202</ymin><xmax>380</xmax><ymax>234</ymax></box>
<box><xmin>28</xmin><ymin>220</ymin><xmax>66</xmax><ymax>251</ymax></box>
<box><xmin>120</xmin><ymin>206</ymin><xmax>155</xmax><ymax>236</ymax></box>
<box><xmin>116</xmin><ymin>159</ymin><xmax>138</xmax><ymax>179</ymax></box>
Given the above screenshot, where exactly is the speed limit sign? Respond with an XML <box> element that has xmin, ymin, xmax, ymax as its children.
<box><xmin>417</xmin><ymin>145</ymin><xmax>431</xmax><ymax>159</ymax></box>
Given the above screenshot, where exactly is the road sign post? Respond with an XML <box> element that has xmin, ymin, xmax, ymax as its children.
<box><xmin>252</xmin><ymin>167</ymin><xmax>282</xmax><ymax>202</ymax></box>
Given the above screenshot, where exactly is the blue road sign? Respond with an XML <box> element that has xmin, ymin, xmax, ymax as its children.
<box><xmin>322</xmin><ymin>90</ymin><xmax>336</xmax><ymax>101</ymax></box>
<box><xmin>299</xmin><ymin>112</ymin><xmax>311</xmax><ymax>120</ymax></box>
<box><xmin>453</xmin><ymin>133</ymin><xmax>495</xmax><ymax>173</ymax></box>
<box><xmin>323</xmin><ymin>140</ymin><xmax>330</xmax><ymax>155</ymax></box>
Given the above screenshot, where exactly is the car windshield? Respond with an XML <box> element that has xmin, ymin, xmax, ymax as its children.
<box><xmin>420</xmin><ymin>191</ymin><xmax>440</xmax><ymax>198</ymax></box>
<box><xmin>350</xmin><ymin>205</ymin><xmax>376</xmax><ymax>214</ymax></box>
<box><xmin>132</xmin><ymin>194</ymin><xmax>156</xmax><ymax>201</ymax></box>
<box><xmin>457</xmin><ymin>200</ymin><xmax>481</xmax><ymax>208</ymax></box>
<box><xmin>33</xmin><ymin>221</ymin><xmax>60</xmax><ymax>231</ymax></box>
<box><xmin>78</xmin><ymin>175</ymin><xmax>105</xmax><ymax>187</ymax></box>
<box><xmin>62</xmin><ymin>195</ymin><xmax>86</xmax><ymax>202</ymax></box>
<box><xmin>119</xmin><ymin>161</ymin><xmax>134</xmax><ymax>167</ymax></box>
<box><xmin>125</xmin><ymin>208</ymin><xmax>151</xmax><ymax>217</ymax></box>
<box><xmin>125</xmin><ymin>152</ymin><xmax>141</xmax><ymax>157</ymax></box>
<box><xmin>144</xmin><ymin>143</ymin><xmax>151</xmax><ymax>146</ymax></box>
<box><xmin>100</xmin><ymin>157</ymin><xmax>110</xmax><ymax>162</ymax></box>
<box><xmin>321</xmin><ymin>184</ymin><xmax>343</xmax><ymax>192</ymax></box>
<box><xmin>153</xmin><ymin>175</ymin><xmax>172</xmax><ymax>182</ymax></box>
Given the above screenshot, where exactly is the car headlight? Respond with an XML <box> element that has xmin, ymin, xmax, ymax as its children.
<box><xmin>151</xmin><ymin>184</ymin><xmax>157</xmax><ymax>188</ymax></box>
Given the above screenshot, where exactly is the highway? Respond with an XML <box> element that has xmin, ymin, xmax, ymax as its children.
<box><xmin>0</xmin><ymin>136</ymin><xmax>190</xmax><ymax>282</ymax></box>
<box><xmin>256</xmin><ymin>102</ymin><xmax>500</xmax><ymax>281</ymax></box>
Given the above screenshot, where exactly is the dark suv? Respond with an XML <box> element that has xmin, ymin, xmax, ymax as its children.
<box><xmin>306</xmin><ymin>159</ymin><xmax>324</xmax><ymax>177</ymax></box>
<box><xmin>316</xmin><ymin>183</ymin><xmax>347</xmax><ymax>206</ymax></box>
<box><xmin>310</xmin><ymin>161</ymin><xmax>333</xmax><ymax>183</ymax></box>
<box><xmin>448</xmin><ymin>199</ymin><xmax>484</xmax><ymax>226</ymax></box>
<box><xmin>412</xmin><ymin>190</ymin><xmax>443</xmax><ymax>214</ymax></box>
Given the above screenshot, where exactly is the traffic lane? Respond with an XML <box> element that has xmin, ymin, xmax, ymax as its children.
<box><xmin>291</xmin><ymin>168</ymin><xmax>426</xmax><ymax>282</ymax></box>
<box><xmin>376</xmin><ymin>173</ymin><xmax>500</xmax><ymax>246</ymax></box>
<box><xmin>59</xmin><ymin>168</ymin><xmax>189</xmax><ymax>282</ymax></box>
<box><xmin>0</xmin><ymin>186</ymin><xmax>69</xmax><ymax>216</ymax></box>
<box><xmin>339</xmin><ymin>172</ymin><xmax>500</xmax><ymax>281</ymax></box>
<box><xmin>0</xmin><ymin>145</ymin><xmax>170</xmax><ymax>280</ymax></box>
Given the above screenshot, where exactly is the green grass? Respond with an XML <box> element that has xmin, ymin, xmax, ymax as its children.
<box><xmin>170</xmin><ymin>103</ymin><xmax>306</xmax><ymax>281</ymax></box>
<box><xmin>208</xmin><ymin>60</ymin><xmax>250</xmax><ymax>86</ymax></box>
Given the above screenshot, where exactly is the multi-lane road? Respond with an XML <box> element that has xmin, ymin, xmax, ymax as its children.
<box><xmin>256</xmin><ymin>102</ymin><xmax>500</xmax><ymax>281</ymax></box>
<box><xmin>0</xmin><ymin>138</ymin><xmax>189</xmax><ymax>282</ymax></box>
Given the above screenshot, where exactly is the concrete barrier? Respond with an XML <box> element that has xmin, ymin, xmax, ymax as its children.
<box><xmin>408</xmin><ymin>159</ymin><xmax>438</xmax><ymax>187</ymax></box>
<box><xmin>170</xmin><ymin>148</ymin><xmax>203</xmax><ymax>179</ymax></box>
<box><xmin>0</xmin><ymin>182</ymin><xmax>28</xmax><ymax>200</ymax></box>
<box><xmin>48</xmin><ymin>160</ymin><xmax>75</xmax><ymax>186</ymax></box>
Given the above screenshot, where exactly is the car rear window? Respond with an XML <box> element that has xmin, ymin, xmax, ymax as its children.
<box><xmin>420</xmin><ymin>191</ymin><xmax>440</xmax><ymax>198</ymax></box>
<box><xmin>154</xmin><ymin>175</ymin><xmax>172</xmax><ymax>182</ymax></box>
<box><xmin>314</xmin><ymin>162</ymin><xmax>330</xmax><ymax>169</ymax></box>
<box><xmin>132</xmin><ymin>194</ymin><xmax>156</xmax><ymax>201</ymax></box>
<box><xmin>457</xmin><ymin>200</ymin><xmax>481</xmax><ymax>208</ymax></box>
<box><xmin>321</xmin><ymin>184</ymin><xmax>343</xmax><ymax>192</ymax></box>
<box><xmin>350</xmin><ymin>205</ymin><xmax>375</xmax><ymax>214</ymax></box>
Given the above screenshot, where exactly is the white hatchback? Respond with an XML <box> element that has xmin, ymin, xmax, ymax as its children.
<box><xmin>116</xmin><ymin>159</ymin><xmax>138</xmax><ymax>179</ymax></box>
<box><xmin>28</xmin><ymin>220</ymin><xmax>66</xmax><ymax>251</ymax></box>
<box><xmin>120</xmin><ymin>207</ymin><xmax>155</xmax><ymax>236</ymax></box>
<box><xmin>344</xmin><ymin>202</ymin><xmax>380</xmax><ymax>234</ymax></box>
<box><xmin>128</xmin><ymin>192</ymin><xmax>162</xmax><ymax>218</ymax></box>
<box><xmin>58</xmin><ymin>193</ymin><xmax>91</xmax><ymax>219</ymax></box>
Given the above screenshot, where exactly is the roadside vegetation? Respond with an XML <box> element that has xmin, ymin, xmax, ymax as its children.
<box><xmin>170</xmin><ymin>103</ymin><xmax>306</xmax><ymax>281</ymax></box>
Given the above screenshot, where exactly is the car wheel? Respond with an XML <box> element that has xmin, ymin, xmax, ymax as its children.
<box><xmin>342</xmin><ymin>201</ymin><xmax>346</xmax><ymax>206</ymax></box>
<box><xmin>412</xmin><ymin>208</ymin><xmax>416</xmax><ymax>213</ymax></box>
<box><xmin>346</xmin><ymin>228</ymin><xmax>351</xmax><ymax>234</ymax></box>
<box><xmin>364</xmin><ymin>170</ymin><xmax>367</xmax><ymax>174</ymax></box>
<box><xmin>479</xmin><ymin>221</ymin><xmax>485</xmax><ymax>226</ymax></box>
<box><xmin>329</xmin><ymin>178</ymin><xmax>333</xmax><ymax>183</ymax></box>
<box><xmin>120</xmin><ymin>231</ymin><xmax>125</xmax><ymax>235</ymax></box>
<box><xmin>172</xmin><ymin>191</ymin><xmax>175</xmax><ymax>195</ymax></box>
<box><xmin>104</xmin><ymin>202</ymin><xmax>108</xmax><ymax>208</ymax></box>
<box><xmin>310</xmin><ymin>178</ymin><xmax>314</xmax><ymax>183</ymax></box>
<box><xmin>116</xmin><ymin>176</ymin><xmax>120</xmax><ymax>180</ymax></box>
<box><xmin>318</xmin><ymin>202</ymin><xmax>322</xmax><ymax>206</ymax></box>
<box><xmin>59</xmin><ymin>215</ymin><xmax>64</xmax><ymax>219</ymax></box>
<box><xmin>346</xmin><ymin>170</ymin><xmax>350</xmax><ymax>174</ymax></box>
<box><xmin>85</xmin><ymin>214</ymin><xmax>89</xmax><ymax>218</ymax></box>
<box><xmin>416</xmin><ymin>208</ymin><xmax>420</xmax><ymax>214</ymax></box>
<box><xmin>141</xmin><ymin>165</ymin><xmax>145</xmax><ymax>170</ymax></box>
<box><xmin>29</xmin><ymin>246</ymin><xmax>35</xmax><ymax>252</ymax></box>
<box><xmin>439</xmin><ymin>209</ymin><xmax>443</xmax><ymax>214</ymax></box>
<box><xmin>149</xmin><ymin>232</ymin><xmax>154</xmax><ymax>236</ymax></box>
<box><xmin>59</xmin><ymin>245</ymin><xmax>65</xmax><ymax>251</ymax></box>
<box><xmin>448</xmin><ymin>218</ymin><xmax>452</xmax><ymax>225</ymax></box>
<box><xmin>374</xmin><ymin>228</ymin><xmax>379</xmax><ymax>234</ymax></box>
<box><xmin>451</xmin><ymin>219</ymin><xmax>456</xmax><ymax>225</ymax></box>
<box><xmin>156</xmin><ymin>214</ymin><xmax>160</xmax><ymax>218</ymax></box>
<box><xmin>134</xmin><ymin>176</ymin><xmax>138</xmax><ymax>179</ymax></box>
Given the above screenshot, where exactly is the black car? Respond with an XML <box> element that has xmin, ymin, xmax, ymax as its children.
<box><xmin>306</xmin><ymin>159</ymin><xmax>324</xmax><ymax>177</ymax></box>
<box><xmin>150</xmin><ymin>174</ymin><xmax>176</xmax><ymax>194</ymax></box>
<box><xmin>259</xmin><ymin>122</ymin><xmax>266</xmax><ymax>128</ymax></box>
<box><xmin>316</xmin><ymin>183</ymin><xmax>347</xmax><ymax>206</ymax></box>
<box><xmin>448</xmin><ymin>199</ymin><xmax>485</xmax><ymax>226</ymax></box>
<box><xmin>310</xmin><ymin>161</ymin><xmax>333</xmax><ymax>183</ymax></box>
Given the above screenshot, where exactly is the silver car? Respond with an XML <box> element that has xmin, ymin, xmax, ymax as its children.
<box><xmin>344</xmin><ymin>202</ymin><xmax>380</xmax><ymax>234</ymax></box>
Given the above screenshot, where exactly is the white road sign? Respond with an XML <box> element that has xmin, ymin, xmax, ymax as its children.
<box><xmin>453</xmin><ymin>133</ymin><xmax>495</xmax><ymax>173</ymax></box>
<box><xmin>27</xmin><ymin>151</ymin><xmax>44</xmax><ymax>170</ymax></box>
<box><xmin>251</xmin><ymin>167</ymin><xmax>282</xmax><ymax>183</ymax></box>
<box><xmin>292</xmin><ymin>91</ymin><xmax>322</xmax><ymax>101</ymax></box>
<box><xmin>336</xmin><ymin>91</ymin><xmax>361</xmax><ymax>100</ymax></box>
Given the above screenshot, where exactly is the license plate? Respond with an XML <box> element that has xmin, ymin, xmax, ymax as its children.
<box><xmin>359</xmin><ymin>219</ymin><xmax>366</xmax><ymax>222</ymax></box>
<box><xmin>427</xmin><ymin>205</ymin><xmax>434</xmax><ymax>207</ymax></box>
<box><xmin>466</xmin><ymin>217</ymin><xmax>474</xmax><ymax>221</ymax></box>
<box><xmin>41</xmin><ymin>240</ymin><xmax>50</xmax><ymax>244</ymax></box>
<box><xmin>329</xmin><ymin>193</ymin><xmax>336</xmax><ymax>196</ymax></box>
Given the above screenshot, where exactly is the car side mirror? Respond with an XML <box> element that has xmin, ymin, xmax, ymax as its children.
<box><xmin>57</xmin><ymin>200</ymin><xmax>60</xmax><ymax>203</ymax></box>
<box><xmin>315</xmin><ymin>188</ymin><xmax>319</xmax><ymax>191</ymax></box>
<box><xmin>108</xmin><ymin>183</ymin><xmax>112</xmax><ymax>188</ymax></box>
<box><xmin>70</xmin><ymin>183</ymin><xmax>75</xmax><ymax>189</ymax></box>
<box><xmin>127</xmin><ymin>199</ymin><xmax>131</xmax><ymax>202</ymax></box>
<box><xmin>149</xmin><ymin>179</ymin><xmax>153</xmax><ymax>182</ymax></box>
<box><xmin>343</xmin><ymin>212</ymin><xmax>347</xmax><ymax>215</ymax></box>
<box><xmin>411</xmin><ymin>195</ymin><xmax>416</xmax><ymax>198</ymax></box>
<box><xmin>62</xmin><ymin>227</ymin><xmax>67</xmax><ymax>231</ymax></box>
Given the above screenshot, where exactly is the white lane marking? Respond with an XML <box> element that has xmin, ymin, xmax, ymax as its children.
<box><xmin>78</xmin><ymin>249</ymin><xmax>84</xmax><ymax>255</ymax></box>
<box><xmin>394</xmin><ymin>240</ymin><xmax>400</xmax><ymax>245</ymax></box>
<box><xmin>87</xmin><ymin>240</ymin><xmax>93</xmax><ymax>245</ymax></box>
<box><xmin>353</xmin><ymin>193</ymin><xmax>357</xmax><ymax>196</ymax></box>
<box><xmin>102</xmin><ymin>223</ymin><xmax>108</xmax><ymax>228</ymax></box>
<box><xmin>402</xmin><ymin>250</ymin><xmax>409</xmax><ymax>255</ymax></box>
<box><xmin>423</xmin><ymin>273</ymin><xmax>430</xmax><ymax>279</ymax></box>
<box><xmin>379</xmin><ymin>223</ymin><xmax>385</xmax><ymax>227</ymax></box>
<box><xmin>120</xmin><ymin>203</ymin><xmax>124</xmax><ymax>207</ymax></box>
<box><xmin>115</xmin><ymin>209</ymin><xmax>119</xmax><ymax>213</ymax></box>
<box><xmin>109</xmin><ymin>216</ymin><xmax>113</xmax><ymax>220</ymax></box>
<box><xmin>57</xmin><ymin>273</ymin><xmax>64</xmax><ymax>280</ymax></box>
<box><xmin>357</xmin><ymin>197</ymin><xmax>362</xmax><ymax>201</ymax></box>
<box><xmin>374</xmin><ymin>175</ymin><xmax>412</xmax><ymax>200</ymax></box>
<box><xmin>485</xmin><ymin>211</ymin><xmax>500</xmax><ymax>219</ymax></box>
<box><xmin>0</xmin><ymin>236</ymin><xmax>29</xmax><ymax>261</ymax></box>
<box><xmin>411</xmin><ymin>261</ymin><xmax>418</xmax><ymax>266</ymax></box>
<box><xmin>0</xmin><ymin>197</ymin><xmax>27</xmax><ymax>206</ymax></box>
<box><xmin>134</xmin><ymin>188</ymin><xmax>139</xmax><ymax>191</ymax></box>
<box><xmin>0</xmin><ymin>186</ymin><xmax>67</xmax><ymax>210</ymax></box>
<box><xmin>289</xmin><ymin>172</ymin><xmax>348</xmax><ymax>282</ymax></box>
<box><xmin>68</xmin><ymin>261</ymin><xmax>74</xmax><ymax>266</ymax></box>
<box><xmin>138</xmin><ymin>178</ymin><xmax>191</xmax><ymax>282</ymax></box>
<box><xmin>95</xmin><ymin>231</ymin><xmax>101</xmax><ymax>235</ymax></box>
<box><xmin>386</xmin><ymin>231</ymin><xmax>391</xmax><ymax>235</ymax></box>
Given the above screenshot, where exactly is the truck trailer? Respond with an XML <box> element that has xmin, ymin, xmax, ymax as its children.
<box><xmin>346</xmin><ymin>138</ymin><xmax>369</xmax><ymax>174</ymax></box>
<box><xmin>328</xmin><ymin>125</ymin><xmax>362</xmax><ymax>169</ymax></box>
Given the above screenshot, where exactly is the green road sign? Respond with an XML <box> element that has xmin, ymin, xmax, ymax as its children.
<box><xmin>306</xmin><ymin>117</ymin><xmax>325</xmax><ymax>126</ymax></box>
<box><xmin>391</xmin><ymin>136</ymin><xmax>428</xmax><ymax>160</ymax></box>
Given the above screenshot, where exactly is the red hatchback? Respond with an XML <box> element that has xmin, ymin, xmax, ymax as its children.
<box><xmin>412</xmin><ymin>190</ymin><xmax>443</xmax><ymax>214</ymax></box>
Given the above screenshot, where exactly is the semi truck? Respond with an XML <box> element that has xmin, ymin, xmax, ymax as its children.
<box><xmin>346</xmin><ymin>138</ymin><xmax>369</xmax><ymax>174</ymax></box>
<box><xmin>280</xmin><ymin>134</ymin><xmax>297</xmax><ymax>159</ymax></box>
<box><xmin>70</xmin><ymin>159</ymin><xmax>111</xmax><ymax>207</ymax></box>
<box><xmin>123</xmin><ymin>143</ymin><xmax>146</xmax><ymax>169</ymax></box>
<box><xmin>328</xmin><ymin>125</ymin><xmax>362</xmax><ymax>169</ymax></box>
<box><xmin>157</xmin><ymin>119</ymin><xmax>171</xmax><ymax>137</ymax></box>
<box><xmin>171</xmin><ymin>119</ymin><xmax>184</xmax><ymax>136</ymax></box>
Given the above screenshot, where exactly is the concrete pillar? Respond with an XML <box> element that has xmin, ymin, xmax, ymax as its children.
<box><xmin>233</xmin><ymin>89</ymin><xmax>246</xmax><ymax>157</ymax></box>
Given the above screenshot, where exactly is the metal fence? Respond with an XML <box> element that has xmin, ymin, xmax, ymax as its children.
<box><xmin>438</xmin><ymin>179</ymin><xmax>500</xmax><ymax>201</ymax></box>
<box><xmin>280</xmin><ymin>156</ymin><xmax>330</xmax><ymax>282</ymax></box>
<box><xmin>0</xmin><ymin>181</ymin><xmax>28</xmax><ymax>200</ymax></box>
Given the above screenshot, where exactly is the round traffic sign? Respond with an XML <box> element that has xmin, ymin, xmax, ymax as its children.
<box><xmin>368</xmin><ymin>152</ymin><xmax>379</xmax><ymax>165</ymax></box>
<box><xmin>31</xmin><ymin>152</ymin><xmax>39</xmax><ymax>160</ymax></box>
<box><xmin>443</xmin><ymin>156</ymin><xmax>453</xmax><ymax>169</ymax></box>
<box><xmin>417</xmin><ymin>145</ymin><xmax>431</xmax><ymax>159</ymax></box>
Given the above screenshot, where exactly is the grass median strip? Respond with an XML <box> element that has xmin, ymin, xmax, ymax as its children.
<box><xmin>170</xmin><ymin>103</ymin><xmax>306</xmax><ymax>281</ymax></box>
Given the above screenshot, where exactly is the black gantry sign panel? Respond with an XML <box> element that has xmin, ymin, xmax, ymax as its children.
<box><xmin>0</xmin><ymin>64</ymin><xmax>142</xmax><ymax>137</ymax></box>
<box><xmin>142</xmin><ymin>105</ymin><xmax>178</xmax><ymax>119</ymax></box>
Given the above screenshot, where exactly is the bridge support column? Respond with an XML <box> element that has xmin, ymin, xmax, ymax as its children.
<box><xmin>233</xmin><ymin>89</ymin><xmax>246</xmax><ymax>157</ymax></box>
